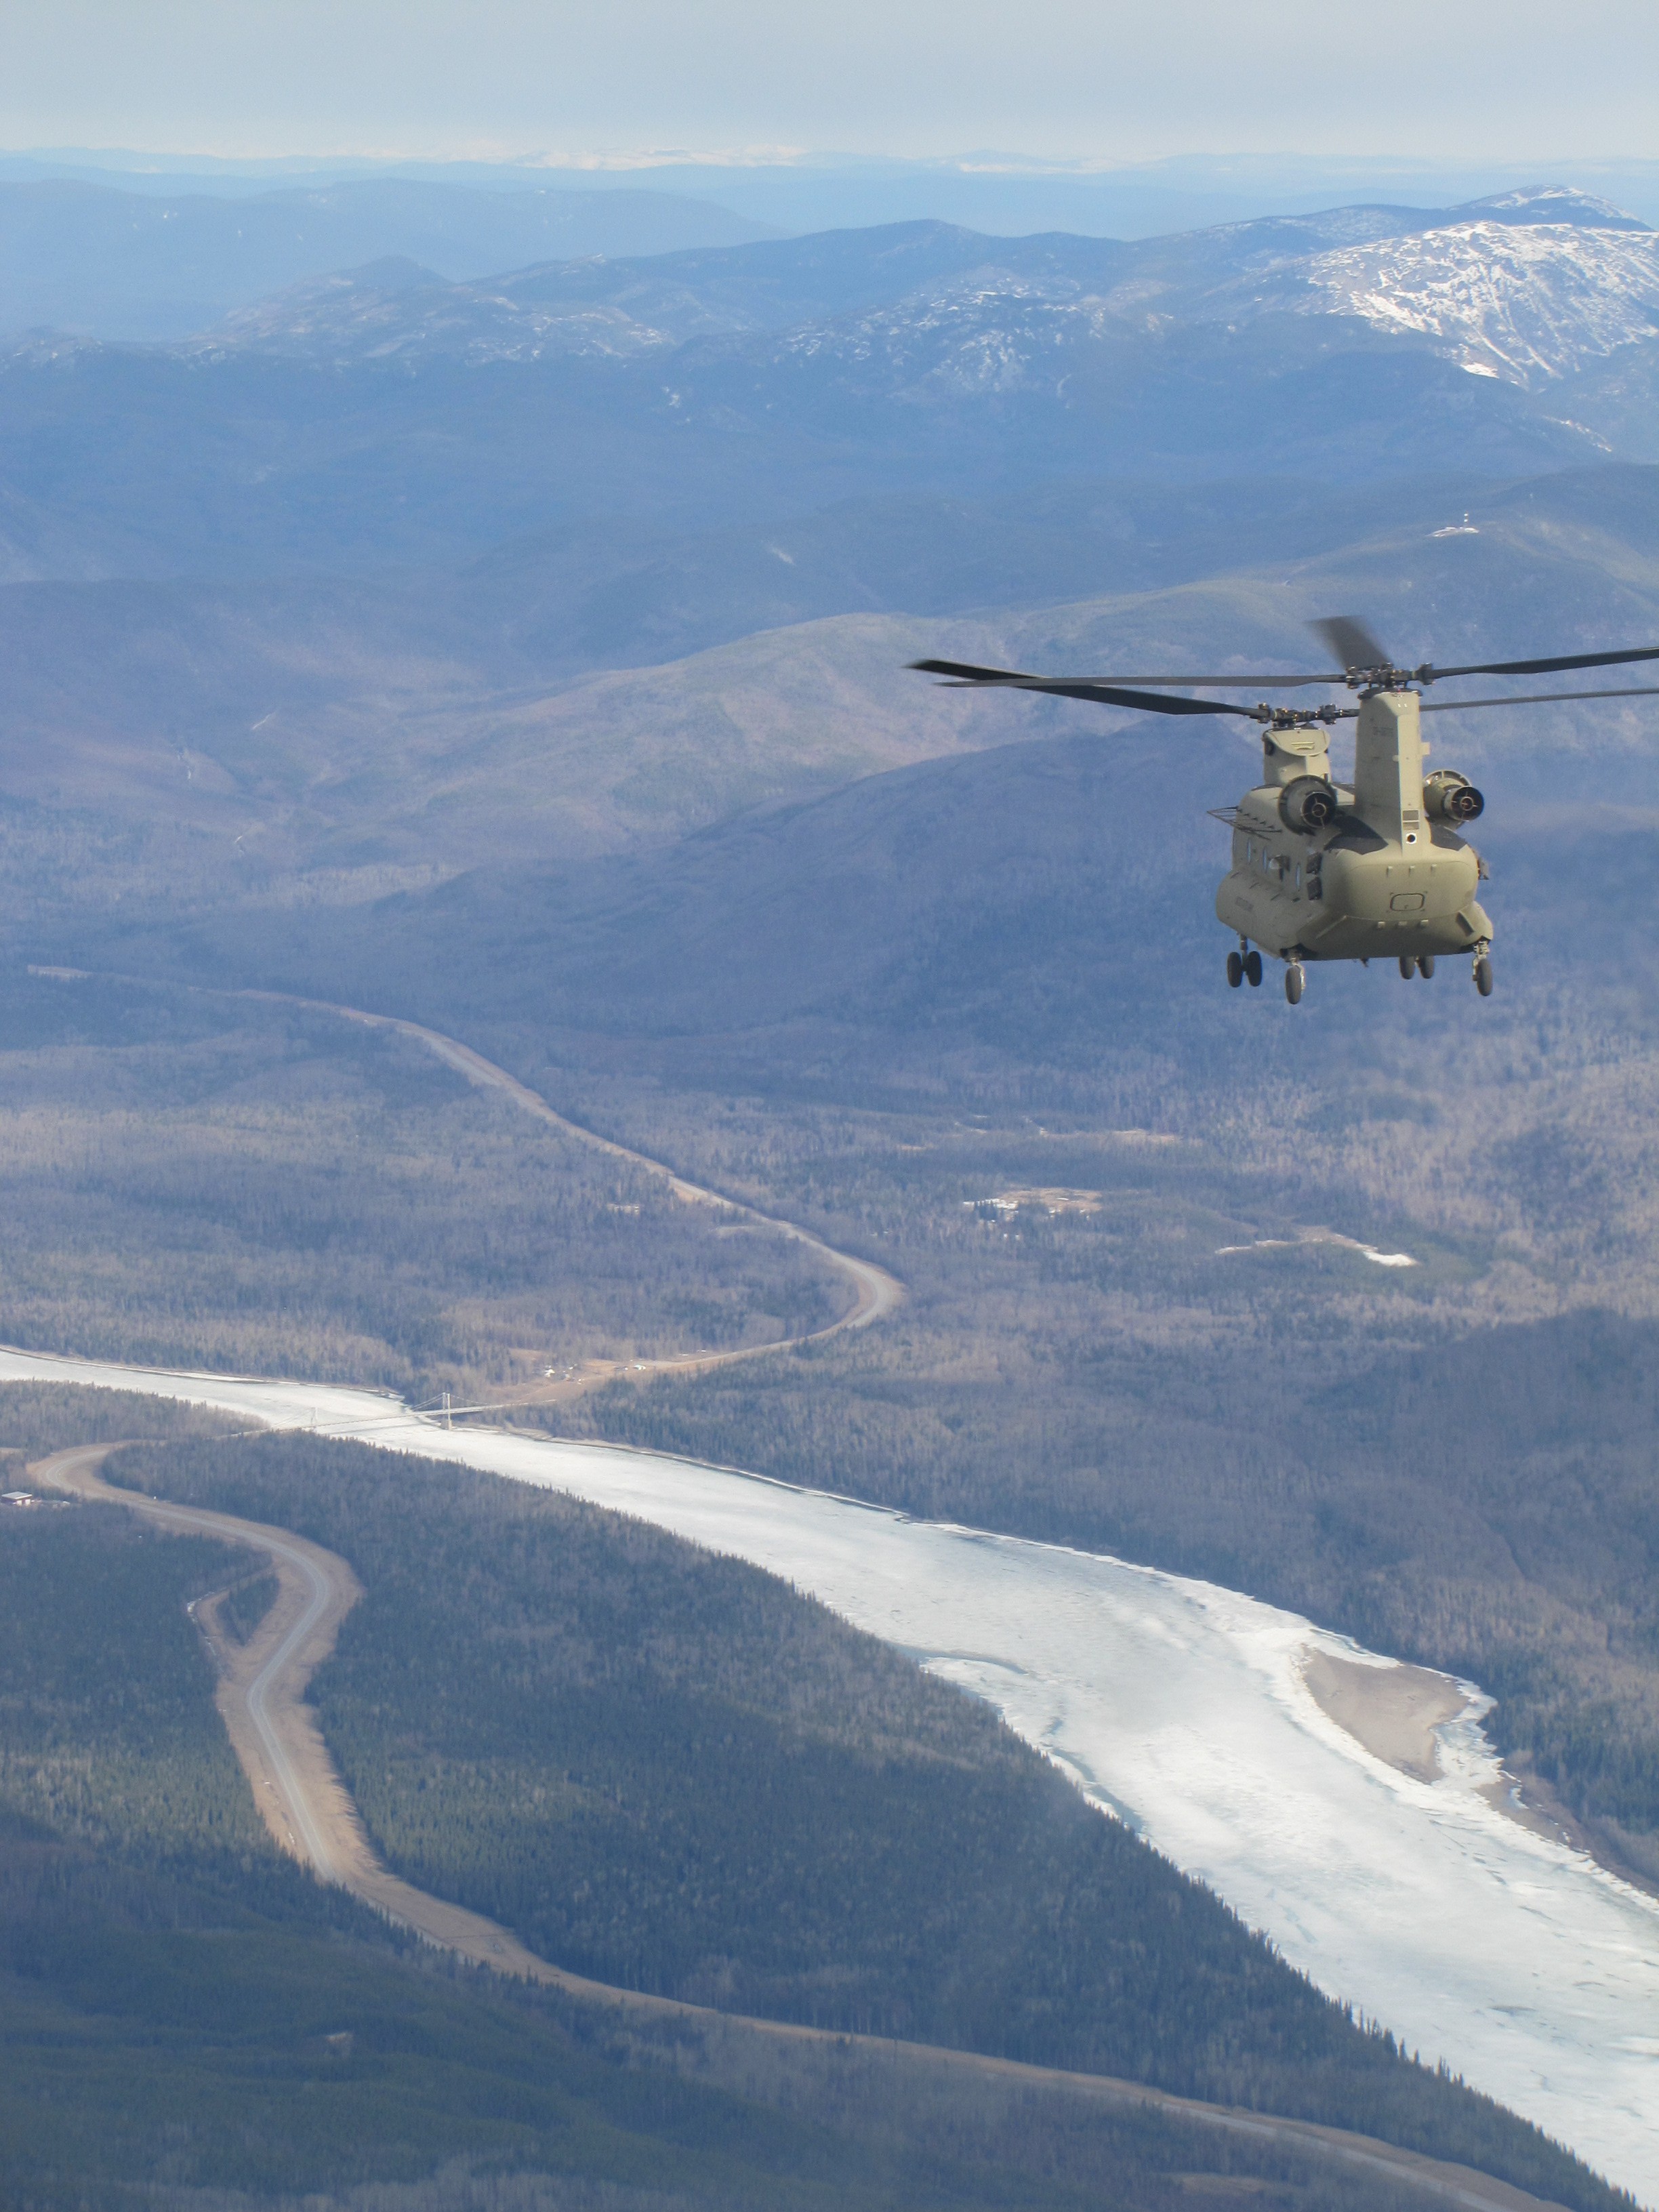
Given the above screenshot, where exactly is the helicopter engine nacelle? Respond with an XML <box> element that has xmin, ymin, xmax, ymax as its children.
<box><xmin>1277</xmin><ymin>775</ymin><xmax>1340</xmax><ymax>833</ymax></box>
<box><xmin>1424</xmin><ymin>769</ymin><xmax>1485</xmax><ymax>823</ymax></box>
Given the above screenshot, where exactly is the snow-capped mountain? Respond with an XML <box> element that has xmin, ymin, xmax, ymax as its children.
<box><xmin>808</xmin><ymin>190</ymin><xmax>1659</xmax><ymax>397</ymax></box>
<box><xmin>1296</xmin><ymin>211</ymin><xmax>1659</xmax><ymax>384</ymax></box>
<box><xmin>725</xmin><ymin>192</ymin><xmax>1655</xmax><ymax>404</ymax></box>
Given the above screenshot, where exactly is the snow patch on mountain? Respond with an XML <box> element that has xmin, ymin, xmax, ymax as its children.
<box><xmin>776</xmin><ymin>274</ymin><xmax>1121</xmax><ymax>397</ymax></box>
<box><xmin>1300</xmin><ymin>218</ymin><xmax>1659</xmax><ymax>384</ymax></box>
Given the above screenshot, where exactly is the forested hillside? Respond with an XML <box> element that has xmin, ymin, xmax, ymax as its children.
<box><xmin>0</xmin><ymin>1500</ymin><xmax>1028</xmax><ymax>2211</ymax></box>
<box><xmin>3</xmin><ymin>1382</ymin><xmax>1608</xmax><ymax>2211</ymax></box>
<box><xmin>110</xmin><ymin>1422</ymin><xmax>1619</xmax><ymax>2211</ymax></box>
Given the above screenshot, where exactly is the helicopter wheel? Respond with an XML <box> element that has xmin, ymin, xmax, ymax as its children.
<box><xmin>1244</xmin><ymin>950</ymin><xmax>1263</xmax><ymax>987</ymax></box>
<box><xmin>1398</xmin><ymin>955</ymin><xmax>1416</xmax><ymax>978</ymax></box>
<box><xmin>1418</xmin><ymin>955</ymin><xmax>1435</xmax><ymax>978</ymax></box>
<box><xmin>1226</xmin><ymin>951</ymin><xmax>1244</xmax><ymax>988</ymax></box>
<box><xmin>1474</xmin><ymin>954</ymin><xmax>1494</xmax><ymax>997</ymax></box>
<box><xmin>1284</xmin><ymin>962</ymin><xmax>1305</xmax><ymax>1006</ymax></box>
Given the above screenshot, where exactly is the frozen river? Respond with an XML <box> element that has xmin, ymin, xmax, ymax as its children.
<box><xmin>5</xmin><ymin>1344</ymin><xmax>1655</xmax><ymax>2201</ymax></box>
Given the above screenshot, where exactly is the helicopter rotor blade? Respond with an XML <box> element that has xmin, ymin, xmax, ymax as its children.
<box><xmin>1021</xmin><ymin>683</ymin><xmax>1263</xmax><ymax>716</ymax></box>
<box><xmin>909</xmin><ymin>659</ymin><xmax>1317</xmax><ymax>703</ymax></box>
<box><xmin>910</xmin><ymin>658</ymin><xmax>1042</xmax><ymax>684</ymax></box>
<box><xmin>1311</xmin><ymin>615</ymin><xmax>1393</xmax><ymax>672</ymax></box>
<box><xmin>1420</xmin><ymin>645</ymin><xmax>1659</xmax><ymax>682</ymax></box>
<box><xmin>910</xmin><ymin>661</ymin><xmax>1261</xmax><ymax>715</ymax></box>
<box><xmin>909</xmin><ymin>661</ymin><xmax>1263</xmax><ymax>717</ymax></box>
<box><xmin>1419</xmin><ymin>683</ymin><xmax>1659</xmax><ymax>714</ymax></box>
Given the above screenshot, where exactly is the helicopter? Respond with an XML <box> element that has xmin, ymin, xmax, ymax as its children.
<box><xmin>912</xmin><ymin>617</ymin><xmax>1659</xmax><ymax>1005</ymax></box>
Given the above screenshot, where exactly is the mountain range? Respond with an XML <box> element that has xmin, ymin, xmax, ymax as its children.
<box><xmin>7</xmin><ymin>185</ymin><xmax>1659</xmax><ymax>591</ymax></box>
<box><xmin>199</xmin><ymin>185</ymin><xmax>1656</xmax><ymax>388</ymax></box>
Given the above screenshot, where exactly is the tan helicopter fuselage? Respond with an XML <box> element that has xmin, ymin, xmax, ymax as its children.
<box><xmin>1214</xmin><ymin>688</ymin><xmax>1492</xmax><ymax>965</ymax></box>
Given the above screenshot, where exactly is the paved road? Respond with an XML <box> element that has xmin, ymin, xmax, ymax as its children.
<box><xmin>39</xmin><ymin>967</ymin><xmax>905</xmax><ymax>1403</ymax></box>
<box><xmin>266</xmin><ymin>990</ymin><xmax>906</xmax><ymax>1402</ymax></box>
<box><xmin>33</xmin><ymin>1440</ymin><xmax>1570</xmax><ymax>2212</ymax></box>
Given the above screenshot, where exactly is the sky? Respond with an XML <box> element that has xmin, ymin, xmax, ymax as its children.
<box><xmin>1</xmin><ymin>0</ymin><xmax>1655</xmax><ymax>166</ymax></box>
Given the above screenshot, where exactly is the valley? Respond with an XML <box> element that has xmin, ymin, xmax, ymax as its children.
<box><xmin>3</xmin><ymin>166</ymin><xmax>1659</xmax><ymax>2210</ymax></box>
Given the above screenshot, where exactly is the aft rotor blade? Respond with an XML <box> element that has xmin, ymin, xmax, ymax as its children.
<box><xmin>1423</xmin><ymin>645</ymin><xmax>1659</xmax><ymax>681</ymax></box>
<box><xmin>910</xmin><ymin>659</ymin><xmax>1307</xmax><ymax>704</ymax></box>
<box><xmin>1420</xmin><ymin>683</ymin><xmax>1659</xmax><ymax>713</ymax></box>
<box><xmin>1311</xmin><ymin>615</ymin><xmax>1393</xmax><ymax>671</ymax></box>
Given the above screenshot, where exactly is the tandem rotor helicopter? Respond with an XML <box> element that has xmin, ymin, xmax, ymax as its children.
<box><xmin>914</xmin><ymin>617</ymin><xmax>1659</xmax><ymax>1005</ymax></box>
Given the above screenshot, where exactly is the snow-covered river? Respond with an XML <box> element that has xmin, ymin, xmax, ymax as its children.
<box><xmin>5</xmin><ymin>1345</ymin><xmax>1656</xmax><ymax>2201</ymax></box>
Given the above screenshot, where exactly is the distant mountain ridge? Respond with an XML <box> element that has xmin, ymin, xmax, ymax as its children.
<box><xmin>0</xmin><ymin>176</ymin><xmax>777</xmax><ymax>342</ymax></box>
<box><xmin>182</xmin><ymin>186</ymin><xmax>1659</xmax><ymax>394</ymax></box>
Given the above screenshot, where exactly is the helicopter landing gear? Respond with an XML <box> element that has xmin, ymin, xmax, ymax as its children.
<box><xmin>1473</xmin><ymin>952</ymin><xmax>1494</xmax><ymax>997</ymax></box>
<box><xmin>1244</xmin><ymin>949</ymin><xmax>1263</xmax><ymax>987</ymax></box>
<box><xmin>1284</xmin><ymin>962</ymin><xmax>1305</xmax><ymax>1005</ymax></box>
<box><xmin>1226</xmin><ymin>950</ymin><xmax>1244</xmax><ymax>988</ymax></box>
<box><xmin>1398</xmin><ymin>954</ymin><xmax>1415</xmax><ymax>978</ymax></box>
<box><xmin>1418</xmin><ymin>954</ymin><xmax>1436</xmax><ymax>978</ymax></box>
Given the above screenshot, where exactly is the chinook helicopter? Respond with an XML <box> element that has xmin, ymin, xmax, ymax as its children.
<box><xmin>913</xmin><ymin>617</ymin><xmax>1659</xmax><ymax>1004</ymax></box>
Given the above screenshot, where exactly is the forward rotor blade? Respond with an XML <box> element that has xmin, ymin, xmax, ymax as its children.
<box><xmin>1424</xmin><ymin>645</ymin><xmax>1659</xmax><ymax>681</ymax></box>
<box><xmin>1420</xmin><ymin>684</ymin><xmax>1659</xmax><ymax>714</ymax></box>
<box><xmin>1024</xmin><ymin>683</ymin><xmax>1261</xmax><ymax>717</ymax></box>
<box><xmin>910</xmin><ymin>658</ymin><xmax>1039</xmax><ymax>684</ymax></box>
<box><xmin>916</xmin><ymin>659</ymin><xmax>1336</xmax><ymax>694</ymax></box>
<box><xmin>1311</xmin><ymin>615</ymin><xmax>1392</xmax><ymax>671</ymax></box>
<box><xmin>909</xmin><ymin>660</ymin><xmax>1258</xmax><ymax>717</ymax></box>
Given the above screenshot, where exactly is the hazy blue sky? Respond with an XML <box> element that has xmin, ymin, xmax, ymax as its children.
<box><xmin>1</xmin><ymin>0</ymin><xmax>1654</xmax><ymax>166</ymax></box>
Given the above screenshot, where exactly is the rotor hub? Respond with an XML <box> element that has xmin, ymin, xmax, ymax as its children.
<box><xmin>1347</xmin><ymin>668</ymin><xmax>1420</xmax><ymax>695</ymax></box>
<box><xmin>1262</xmin><ymin>703</ymin><xmax>1343</xmax><ymax>730</ymax></box>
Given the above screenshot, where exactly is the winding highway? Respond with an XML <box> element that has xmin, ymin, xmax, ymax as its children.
<box><xmin>37</xmin><ymin>1443</ymin><xmax>363</xmax><ymax>1882</ymax></box>
<box><xmin>29</xmin><ymin>967</ymin><xmax>905</xmax><ymax>1405</ymax></box>
<box><xmin>237</xmin><ymin>1531</ymin><xmax>340</xmax><ymax>1877</ymax></box>
<box><xmin>304</xmin><ymin>995</ymin><xmax>906</xmax><ymax>1346</ymax></box>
